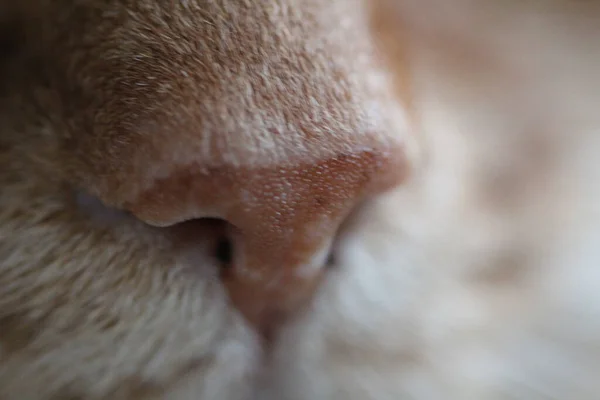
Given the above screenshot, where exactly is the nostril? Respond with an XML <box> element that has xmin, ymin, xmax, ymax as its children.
<box><xmin>74</xmin><ymin>188</ymin><xmax>240</xmax><ymax>279</ymax></box>
<box><xmin>325</xmin><ymin>252</ymin><xmax>336</xmax><ymax>268</ymax></box>
<box><xmin>169</xmin><ymin>218</ymin><xmax>238</xmax><ymax>279</ymax></box>
<box><xmin>323</xmin><ymin>199</ymin><xmax>373</xmax><ymax>270</ymax></box>
<box><xmin>214</xmin><ymin>236</ymin><xmax>234</xmax><ymax>272</ymax></box>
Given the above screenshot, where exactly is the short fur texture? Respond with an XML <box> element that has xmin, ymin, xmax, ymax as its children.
<box><xmin>5</xmin><ymin>1</ymin><xmax>413</xmax><ymax>333</ymax></box>
<box><xmin>2</xmin><ymin>0</ymin><xmax>600</xmax><ymax>399</ymax></box>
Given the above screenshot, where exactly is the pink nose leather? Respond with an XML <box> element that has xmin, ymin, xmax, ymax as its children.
<box><xmin>127</xmin><ymin>144</ymin><xmax>406</xmax><ymax>338</ymax></box>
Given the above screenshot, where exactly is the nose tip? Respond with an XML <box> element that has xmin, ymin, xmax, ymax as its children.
<box><xmin>127</xmin><ymin>145</ymin><xmax>407</xmax><ymax>337</ymax></box>
<box><xmin>221</xmin><ymin>203</ymin><xmax>338</xmax><ymax>339</ymax></box>
<box><xmin>222</xmin><ymin>237</ymin><xmax>332</xmax><ymax>341</ymax></box>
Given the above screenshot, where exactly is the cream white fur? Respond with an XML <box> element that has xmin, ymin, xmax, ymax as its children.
<box><xmin>259</xmin><ymin>4</ymin><xmax>600</xmax><ymax>398</ymax></box>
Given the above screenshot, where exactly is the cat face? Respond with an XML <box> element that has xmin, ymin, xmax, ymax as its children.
<box><xmin>2</xmin><ymin>1</ymin><xmax>600</xmax><ymax>399</ymax></box>
<box><xmin>0</xmin><ymin>0</ymin><xmax>410</xmax><ymax>398</ymax></box>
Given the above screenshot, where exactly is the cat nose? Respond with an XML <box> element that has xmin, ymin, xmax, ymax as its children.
<box><xmin>127</xmin><ymin>144</ymin><xmax>406</xmax><ymax>338</ymax></box>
